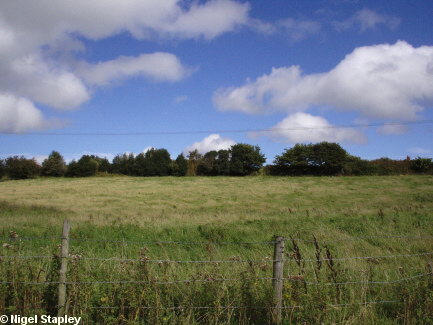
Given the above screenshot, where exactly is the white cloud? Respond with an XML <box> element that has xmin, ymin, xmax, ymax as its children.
<box><xmin>0</xmin><ymin>93</ymin><xmax>66</xmax><ymax>132</ymax></box>
<box><xmin>164</xmin><ymin>0</ymin><xmax>250</xmax><ymax>40</ymax></box>
<box><xmin>174</xmin><ymin>95</ymin><xmax>188</xmax><ymax>103</ymax></box>
<box><xmin>376</xmin><ymin>123</ymin><xmax>410</xmax><ymax>135</ymax></box>
<box><xmin>183</xmin><ymin>134</ymin><xmax>236</xmax><ymax>156</ymax></box>
<box><xmin>214</xmin><ymin>41</ymin><xmax>433</xmax><ymax>121</ymax></box>
<box><xmin>251</xmin><ymin>112</ymin><xmax>367</xmax><ymax>144</ymax></box>
<box><xmin>3</xmin><ymin>53</ymin><xmax>90</xmax><ymax>109</ymax></box>
<box><xmin>142</xmin><ymin>147</ymin><xmax>154</xmax><ymax>154</ymax></box>
<box><xmin>34</xmin><ymin>155</ymin><xmax>48</xmax><ymax>165</ymax></box>
<box><xmin>409</xmin><ymin>147</ymin><xmax>431</xmax><ymax>156</ymax></box>
<box><xmin>334</xmin><ymin>9</ymin><xmax>401</xmax><ymax>32</ymax></box>
<box><xmin>79</xmin><ymin>53</ymin><xmax>191</xmax><ymax>86</ymax></box>
<box><xmin>0</xmin><ymin>0</ymin><xmax>249</xmax><ymax>43</ymax></box>
<box><xmin>250</xmin><ymin>17</ymin><xmax>321</xmax><ymax>41</ymax></box>
<box><xmin>0</xmin><ymin>0</ymin><xmax>248</xmax><ymax>133</ymax></box>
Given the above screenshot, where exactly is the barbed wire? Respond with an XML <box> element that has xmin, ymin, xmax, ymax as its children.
<box><xmin>289</xmin><ymin>251</ymin><xmax>433</xmax><ymax>263</ymax></box>
<box><xmin>69</xmin><ymin>238</ymin><xmax>276</xmax><ymax>245</ymax></box>
<box><xmin>286</xmin><ymin>235</ymin><xmax>433</xmax><ymax>244</ymax></box>
<box><xmin>0</xmin><ymin>237</ymin><xmax>62</xmax><ymax>241</ymax></box>
<box><xmin>2</xmin><ymin>235</ymin><xmax>431</xmax><ymax>246</ymax></box>
<box><xmin>285</xmin><ymin>272</ymin><xmax>433</xmax><ymax>286</ymax></box>
<box><xmin>86</xmin><ymin>300</ymin><xmax>402</xmax><ymax>310</ymax></box>
<box><xmin>1</xmin><ymin>273</ymin><xmax>430</xmax><ymax>286</ymax></box>
<box><xmin>2</xmin><ymin>250</ymin><xmax>432</xmax><ymax>263</ymax></box>
<box><xmin>0</xmin><ymin>255</ymin><xmax>56</xmax><ymax>260</ymax></box>
<box><xmin>75</xmin><ymin>256</ymin><xmax>275</xmax><ymax>263</ymax></box>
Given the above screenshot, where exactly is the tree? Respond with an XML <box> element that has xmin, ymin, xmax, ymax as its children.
<box><xmin>0</xmin><ymin>159</ymin><xmax>5</xmax><ymax>179</ymax></box>
<box><xmin>273</xmin><ymin>143</ymin><xmax>312</xmax><ymax>176</ymax></box>
<box><xmin>65</xmin><ymin>155</ymin><xmax>98</xmax><ymax>177</ymax></box>
<box><xmin>111</xmin><ymin>153</ymin><xmax>135</xmax><ymax>175</ymax></box>
<box><xmin>186</xmin><ymin>149</ymin><xmax>202</xmax><ymax>176</ymax></box>
<box><xmin>173</xmin><ymin>153</ymin><xmax>188</xmax><ymax>176</ymax></box>
<box><xmin>197</xmin><ymin>150</ymin><xmax>218</xmax><ymax>176</ymax></box>
<box><xmin>274</xmin><ymin>142</ymin><xmax>349</xmax><ymax>176</ymax></box>
<box><xmin>140</xmin><ymin>148</ymin><xmax>172</xmax><ymax>176</ymax></box>
<box><xmin>310</xmin><ymin>142</ymin><xmax>349</xmax><ymax>175</ymax></box>
<box><xmin>94</xmin><ymin>156</ymin><xmax>111</xmax><ymax>173</ymax></box>
<box><xmin>41</xmin><ymin>151</ymin><xmax>66</xmax><ymax>177</ymax></box>
<box><xmin>229</xmin><ymin>143</ymin><xmax>266</xmax><ymax>176</ymax></box>
<box><xmin>213</xmin><ymin>149</ymin><xmax>230</xmax><ymax>176</ymax></box>
<box><xmin>5</xmin><ymin>156</ymin><xmax>41</xmax><ymax>179</ymax></box>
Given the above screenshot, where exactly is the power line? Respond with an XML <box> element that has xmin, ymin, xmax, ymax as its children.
<box><xmin>2</xmin><ymin>120</ymin><xmax>433</xmax><ymax>136</ymax></box>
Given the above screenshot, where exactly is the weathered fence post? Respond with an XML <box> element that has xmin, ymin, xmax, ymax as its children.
<box><xmin>58</xmin><ymin>219</ymin><xmax>71</xmax><ymax>318</ymax></box>
<box><xmin>273</xmin><ymin>236</ymin><xmax>285</xmax><ymax>324</ymax></box>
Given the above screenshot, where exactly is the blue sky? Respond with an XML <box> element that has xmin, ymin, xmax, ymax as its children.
<box><xmin>1</xmin><ymin>0</ymin><xmax>432</xmax><ymax>164</ymax></box>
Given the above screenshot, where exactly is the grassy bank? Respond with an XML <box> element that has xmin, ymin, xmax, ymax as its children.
<box><xmin>0</xmin><ymin>176</ymin><xmax>432</xmax><ymax>324</ymax></box>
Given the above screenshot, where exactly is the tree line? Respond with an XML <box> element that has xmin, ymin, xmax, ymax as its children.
<box><xmin>1</xmin><ymin>142</ymin><xmax>432</xmax><ymax>180</ymax></box>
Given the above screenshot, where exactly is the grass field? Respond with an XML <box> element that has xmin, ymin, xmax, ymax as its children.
<box><xmin>1</xmin><ymin>175</ymin><xmax>433</xmax><ymax>324</ymax></box>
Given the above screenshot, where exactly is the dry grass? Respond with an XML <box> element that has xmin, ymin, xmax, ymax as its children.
<box><xmin>0</xmin><ymin>175</ymin><xmax>432</xmax><ymax>229</ymax></box>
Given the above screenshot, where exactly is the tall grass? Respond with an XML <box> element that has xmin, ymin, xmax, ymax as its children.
<box><xmin>0</xmin><ymin>175</ymin><xmax>432</xmax><ymax>324</ymax></box>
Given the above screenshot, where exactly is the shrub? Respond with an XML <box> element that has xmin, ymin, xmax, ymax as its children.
<box><xmin>4</xmin><ymin>156</ymin><xmax>41</xmax><ymax>179</ymax></box>
<box><xmin>410</xmin><ymin>157</ymin><xmax>433</xmax><ymax>174</ymax></box>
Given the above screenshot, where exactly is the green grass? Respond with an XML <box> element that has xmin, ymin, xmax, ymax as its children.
<box><xmin>0</xmin><ymin>175</ymin><xmax>432</xmax><ymax>324</ymax></box>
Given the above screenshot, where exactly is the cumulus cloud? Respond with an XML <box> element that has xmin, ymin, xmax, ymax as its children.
<box><xmin>142</xmin><ymin>147</ymin><xmax>154</xmax><ymax>154</ymax></box>
<box><xmin>2</xmin><ymin>53</ymin><xmax>90</xmax><ymax>109</ymax></box>
<box><xmin>214</xmin><ymin>41</ymin><xmax>433</xmax><ymax>121</ymax></box>
<box><xmin>0</xmin><ymin>0</ymin><xmax>249</xmax><ymax>43</ymax></box>
<box><xmin>164</xmin><ymin>0</ymin><xmax>250</xmax><ymax>40</ymax></box>
<box><xmin>334</xmin><ymin>9</ymin><xmax>401</xmax><ymax>32</ymax></box>
<box><xmin>250</xmin><ymin>17</ymin><xmax>321</xmax><ymax>41</ymax></box>
<box><xmin>0</xmin><ymin>0</ymin><xmax>248</xmax><ymax>133</ymax></box>
<box><xmin>183</xmin><ymin>134</ymin><xmax>236</xmax><ymax>156</ymax></box>
<box><xmin>0</xmin><ymin>93</ymin><xmax>66</xmax><ymax>133</ymax></box>
<box><xmin>409</xmin><ymin>147</ymin><xmax>431</xmax><ymax>156</ymax></box>
<box><xmin>376</xmin><ymin>123</ymin><xmax>411</xmax><ymax>135</ymax></box>
<box><xmin>250</xmin><ymin>112</ymin><xmax>367</xmax><ymax>144</ymax></box>
<box><xmin>174</xmin><ymin>95</ymin><xmax>188</xmax><ymax>103</ymax></box>
<box><xmin>79</xmin><ymin>53</ymin><xmax>191</xmax><ymax>86</ymax></box>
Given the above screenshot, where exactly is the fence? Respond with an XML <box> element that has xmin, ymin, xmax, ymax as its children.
<box><xmin>1</xmin><ymin>220</ymin><xmax>433</xmax><ymax>324</ymax></box>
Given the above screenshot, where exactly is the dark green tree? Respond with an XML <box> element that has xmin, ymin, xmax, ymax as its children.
<box><xmin>41</xmin><ymin>151</ymin><xmax>66</xmax><ymax>177</ymax></box>
<box><xmin>5</xmin><ymin>156</ymin><xmax>41</xmax><ymax>179</ymax></box>
<box><xmin>197</xmin><ymin>150</ymin><xmax>218</xmax><ymax>176</ymax></box>
<box><xmin>410</xmin><ymin>157</ymin><xmax>433</xmax><ymax>174</ymax></box>
<box><xmin>229</xmin><ymin>143</ymin><xmax>266</xmax><ymax>176</ymax></box>
<box><xmin>173</xmin><ymin>153</ymin><xmax>188</xmax><ymax>176</ymax></box>
<box><xmin>214</xmin><ymin>149</ymin><xmax>230</xmax><ymax>176</ymax></box>
<box><xmin>274</xmin><ymin>142</ymin><xmax>349</xmax><ymax>176</ymax></box>
<box><xmin>95</xmin><ymin>157</ymin><xmax>111</xmax><ymax>173</ymax></box>
<box><xmin>310</xmin><ymin>142</ymin><xmax>349</xmax><ymax>175</ymax></box>
<box><xmin>0</xmin><ymin>159</ymin><xmax>5</xmax><ymax>179</ymax></box>
<box><xmin>273</xmin><ymin>143</ymin><xmax>312</xmax><ymax>175</ymax></box>
<box><xmin>111</xmin><ymin>153</ymin><xmax>135</xmax><ymax>175</ymax></box>
<box><xmin>65</xmin><ymin>155</ymin><xmax>98</xmax><ymax>177</ymax></box>
<box><xmin>141</xmin><ymin>148</ymin><xmax>172</xmax><ymax>176</ymax></box>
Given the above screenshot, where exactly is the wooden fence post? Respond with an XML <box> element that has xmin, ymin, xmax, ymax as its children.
<box><xmin>58</xmin><ymin>219</ymin><xmax>71</xmax><ymax>318</ymax></box>
<box><xmin>273</xmin><ymin>236</ymin><xmax>285</xmax><ymax>324</ymax></box>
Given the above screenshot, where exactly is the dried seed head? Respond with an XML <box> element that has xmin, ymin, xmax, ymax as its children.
<box><xmin>9</xmin><ymin>231</ymin><xmax>18</xmax><ymax>239</ymax></box>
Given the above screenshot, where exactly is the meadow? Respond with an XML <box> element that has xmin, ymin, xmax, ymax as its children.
<box><xmin>0</xmin><ymin>175</ymin><xmax>432</xmax><ymax>324</ymax></box>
